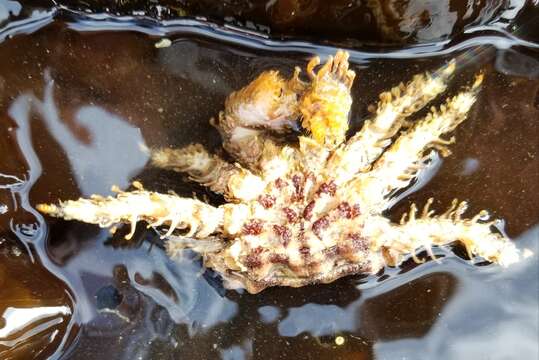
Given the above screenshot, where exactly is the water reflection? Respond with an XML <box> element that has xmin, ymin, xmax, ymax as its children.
<box><xmin>10</xmin><ymin>70</ymin><xmax>149</xmax><ymax>196</ymax></box>
<box><xmin>0</xmin><ymin>1</ymin><xmax>22</xmax><ymax>24</ymax></box>
<box><xmin>273</xmin><ymin>265</ymin><xmax>456</xmax><ymax>340</ymax></box>
<box><xmin>374</xmin><ymin>225</ymin><xmax>539</xmax><ymax>359</ymax></box>
<box><xmin>0</xmin><ymin>245</ymin><xmax>73</xmax><ymax>359</ymax></box>
<box><xmin>278</xmin><ymin>302</ymin><xmax>358</xmax><ymax>337</ymax></box>
<box><xmin>495</xmin><ymin>48</ymin><xmax>539</xmax><ymax>78</ymax></box>
<box><xmin>257</xmin><ymin>305</ymin><xmax>280</xmax><ymax>324</ymax></box>
<box><xmin>0</xmin><ymin>306</ymin><xmax>71</xmax><ymax>340</ymax></box>
<box><xmin>159</xmin><ymin>40</ymin><xmax>234</xmax><ymax>98</ymax></box>
<box><xmin>0</xmin><ymin>173</ymin><xmax>23</xmax><ymax>215</ymax></box>
<box><xmin>116</xmin><ymin>0</ymin><xmax>530</xmax><ymax>45</ymax></box>
<box><xmin>220</xmin><ymin>339</ymin><xmax>253</xmax><ymax>360</ymax></box>
<box><xmin>390</xmin><ymin>0</ymin><xmax>458</xmax><ymax>41</ymax></box>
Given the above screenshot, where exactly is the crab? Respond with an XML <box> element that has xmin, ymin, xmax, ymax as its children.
<box><xmin>37</xmin><ymin>50</ymin><xmax>521</xmax><ymax>293</ymax></box>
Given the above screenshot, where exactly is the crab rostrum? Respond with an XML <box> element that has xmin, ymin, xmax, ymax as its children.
<box><xmin>38</xmin><ymin>51</ymin><xmax>521</xmax><ymax>293</ymax></box>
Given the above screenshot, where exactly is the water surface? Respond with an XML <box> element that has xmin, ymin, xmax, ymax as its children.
<box><xmin>0</xmin><ymin>4</ymin><xmax>538</xmax><ymax>360</ymax></box>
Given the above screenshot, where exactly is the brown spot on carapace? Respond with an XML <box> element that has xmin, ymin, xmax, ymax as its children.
<box><xmin>283</xmin><ymin>207</ymin><xmax>298</xmax><ymax>223</ymax></box>
<box><xmin>317</xmin><ymin>180</ymin><xmax>337</xmax><ymax>196</ymax></box>
<box><xmin>269</xmin><ymin>253</ymin><xmax>289</xmax><ymax>264</ymax></box>
<box><xmin>323</xmin><ymin>245</ymin><xmax>339</xmax><ymax>258</ymax></box>
<box><xmin>258</xmin><ymin>194</ymin><xmax>276</xmax><ymax>209</ymax></box>
<box><xmin>303</xmin><ymin>200</ymin><xmax>316</xmax><ymax>220</ymax></box>
<box><xmin>312</xmin><ymin>215</ymin><xmax>330</xmax><ymax>238</ymax></box>
<box><xmin>348</xmin><ymin>232</ymin><xmax>369</xmax><ymax>252</ymax></box>
<box><xmin>274</xmin><ymin>178</ymin><xmax>287</xmax><ymax>189</ymax></box>
<box><xmin>299</xmin><ymin>246</ymin><xmax>310</xmax><ymax>256</ymax></box>
<box><xmin>242</xmin><ymin>219</ymin><xmax>264</xmax><ymax>235</ymax></box>
<box><xmin>273</xmin><ymin>224</ymin><xmax>292</xmax><ymax>246</ymax></box>
<box><xmin>292</xmin><ymin>174</ymin><xmax>305</xmax><ymax>201</ymax></box>
<box><xmin>244</xmin><ymin>247</ymin><xmax>265</xmax><ymax>269</ymax></box>
<box><xmin>337</xmin><ymin>202</ymin><xmax>361</xmax><ymax>219</ymax></box>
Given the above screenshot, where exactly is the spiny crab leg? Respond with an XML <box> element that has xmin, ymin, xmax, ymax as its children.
<box><xmin>354</xmin><ymin>74</ymin><xmax>483</xmax><ymax>211</ymax></box>
<box><xmin>327</xmin><ymin>60</ymin><xmax>456</xmax><ymax>184</ymax></box>
<box><xmin>36</xmin><ymin>182</ymin><xmax>224</xmax><ymax>240</ymax></box>
<box><xmin>151</xmin><ymin>144</ymin><xmax>266</xmax><ymax>201</ymax></box>
<box><xmin>366</xmin><ymin>199</ymin><xmax>519</xmax><ymax>268</ymax></box>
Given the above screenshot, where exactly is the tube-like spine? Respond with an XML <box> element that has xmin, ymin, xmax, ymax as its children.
<box><xmin>152</xmin><ymin>144</ymin><xmax>266</xmax><ymax>201</ymax></box>
<box><xmin>367</xmin><ymin>199</ymin><xmax>520</xmax><ymax>267</ymax></box>
<box><xmin>37</xmin><ymin>183</ymin><xmax>224</xmax><ymax>240</ymax></box>
<box><xmin>327</xmin><ymin>61</ymin><xmax>455</xmax><ymax>184</ymax></box>
<box><xmin>355</xmin><ymin>74</ymin><xmax>483</xmax><ymax>211</ymax></box>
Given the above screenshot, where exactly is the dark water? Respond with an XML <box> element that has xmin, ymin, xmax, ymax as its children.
<box><xmin>0</xmin><ymin>3</ymin><xmax>538</xmax><ymax>360</ymax></box>
<box><xmin>53</xmin><ymin>0</ymin><xmax>539</xmax><ymax>45</ymax></box>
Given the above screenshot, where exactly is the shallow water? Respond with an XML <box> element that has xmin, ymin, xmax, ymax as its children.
<box><xmin>0</xmin><ymin>3</ymin><xmax>538</xmax><ymax>360</ymax></box>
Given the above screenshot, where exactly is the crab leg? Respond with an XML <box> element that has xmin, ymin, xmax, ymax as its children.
<box><xmin>151</xmin><ymin>144</ymin><xmax>266</xmax><ymax>201</ymax></box>
<box><xmin>214</xmin><ymin>66</ymin><xmax>307</xmax><ymax>169</ymax></box>
<box><xmin>326</xmin><ymin>61</ymin><xmax>455</xmax><ymax>184</ymax></box>
<box><xmin>36</xmin><ymin>183</ymin><xmax>224</xmax><ymax>240</ymax></box>
<box><xmin>365</xmin><ymin>201</ymin><xmax>519</xmax><ymax>268</ymax></box>
<box><xmin>353</xmin><ymin>74</ymin><xmax>483</xmax><ymax>211</ymax></box>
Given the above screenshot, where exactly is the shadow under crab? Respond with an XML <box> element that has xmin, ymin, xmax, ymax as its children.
<box><xmin>38</xmin><ymin>51</ymin><xmax>522</xmax><ymax>294</ymax></box>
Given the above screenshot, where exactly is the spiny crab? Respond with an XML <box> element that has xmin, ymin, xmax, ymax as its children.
<box><xmin>38</xmin><ymin>51</ymin><xmax>521</xmax><ymax>293</ymax></box>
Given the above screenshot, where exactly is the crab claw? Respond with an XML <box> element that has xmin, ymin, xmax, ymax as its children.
<box><xmin>300</xmin><ymin>50</ymin><xmax>356</xmax><ymax>147</ymax></box>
